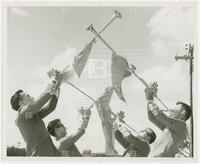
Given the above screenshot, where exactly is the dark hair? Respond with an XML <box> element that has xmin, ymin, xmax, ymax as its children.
<box><xmin>176</xmin><ymin>101</ymin><xmax>192</xmax><ymax>120</ymax></box>
<box><xmin>10</xmin><ymin>90</ymin><xmax>23</xmax><ymax>111</ymax></box>
<box><xmin>145</xmin><ymin>128</ymin><xmax>156</xmax><ymax>144</ymax></box>
<box><xmin>47</xmin><ymin>119</ymin><xmax>60</xmax><ymax>137</ymax></box>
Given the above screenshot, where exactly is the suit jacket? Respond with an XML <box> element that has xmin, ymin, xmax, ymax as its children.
<box><xmin>16</xmin><ymin>92</ymin><xmax>58</xmax><ymax>156</ymax></box>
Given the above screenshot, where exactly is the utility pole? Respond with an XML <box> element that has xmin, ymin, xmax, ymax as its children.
<box><xmin>175</xmin><ymin>43</ymin><xmax>194</xmax><ymax>157</ymax></box>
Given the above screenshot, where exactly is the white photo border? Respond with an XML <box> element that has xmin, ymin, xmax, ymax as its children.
<box><xmin>1</xmin><ymin>0</ymin><xmax>199</xmax><ymax>163</ymax></box>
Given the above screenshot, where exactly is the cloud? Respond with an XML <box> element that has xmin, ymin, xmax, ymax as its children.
<box><xmin>131</xmin><ymin>62</ymin><xmax>188</xmax><ymax>96</ymax></box>
<box><xmin>151</xmin><ymin>39</ymin><xmax>168</xmax><ymax>56</ymax></box>
<box><xmin>143</xmin><ymin>3</ymin><xmax>195</xmax><ymax>107</ymax></box>
<box><xmin>144</xmin><ymin>3</ymin><xmax>195</xmax><ymax>106</ymax></box>
<box><xmin>10</xmin><ymin>7</ymin><xmax>29</xmax><ymax>16</ymax></box>
<box><xmin>35</xmin><ymin>46</ymin><xmax>78</xmax><ymax>87</ymax></box>
<box><xmin>148</xmin><ymin>3</ymin><xmax>197</xmax><ymax>62</ymax></box>
<box><xmin>147</xmin><ymin>3</ymin><xmax>197</xmax><ymax>42</ymax></box>
<box><xmin>37</xmin><ymin>47</ymin><xmax>76</xmax><ymax>75</ymax></box>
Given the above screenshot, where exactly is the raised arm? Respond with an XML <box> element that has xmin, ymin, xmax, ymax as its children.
<box><xmin>60</xmin><ymin>129</ymin><xmax>85</xmax><ymax>150</ymax></box>
<box><xmin>112</xmin><ymin>112</ymin><xmax>130</xmax><ymax>149</ymax></box>
<box><xmin>38</xmin><ymin>88</ymin><xmax>60</xmax><ymax>119</ymax></box>
<box><xmin>27</xmin><ymin>70</ymin><xmax>63</xmax><ymax>115</ymax></box>
<box><xmin>151</xmin><ymin>108</ymin><xmax>186</xmax><ymax>133</ymax></box>
<box><xmin>26</xmin><ymin>83</ymin><xmax>56</xmax><ymax>115</ymax></box>
<box><xmin>19</xmin><ymin>85</ymin><xmax>52</xmax><ymax>116</ymax></box>
<box><xmin>28</xmin><ymin>93</ymin><xmax>50</xmax><ymax>114</ymax></box>
<box><xmin>147</xmin><ymin>102</ymin><xmax>165</xmax><ymax>130</ymax></box>
<box><xmin>38</xmin><ymin>95</ymin><xmax>58</xmax><ymax>119</ymax></box>
<box><xmin>116</xmin><ymin>121</ymin><xmax>150</xmax><ymax>157</ymax></box>
<box><xmin>144</xmin><ymin>83</ymin><xmax>165</xmax><ymax>130</ymax></box>
<box><xmin>114</xmin><ymin>129</ymin><xmax>130</xmax><ymax>149</ymax></box>
<box><xmin>124</xmin><ymin>133</ymin><xmax>150</xmax><ymax>157</ymax></box>
<box><xmin>145</xmin><ymin>84</ymin><xmax>186</xmax><ymax>132</ymax></box>
<box><xmin>60</xmin><ymin>108</ymin><xmax>92</xmax><ymax>149</ymax></box>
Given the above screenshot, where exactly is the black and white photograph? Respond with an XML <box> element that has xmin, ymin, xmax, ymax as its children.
<box><xmin>1</xmin><ymin>0</ymin><xmax>199</xmax><ymax>161</ymax></box>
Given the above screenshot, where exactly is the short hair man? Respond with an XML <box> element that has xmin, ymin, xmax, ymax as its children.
<box><xmin>10</xmin><ymin>71</ymin><xmax>62</xmax><ymax>156</ymax></box>
<box><xmin>145</xmin><ymin>82</ymin><xmax>191</xmax><ymax>157</ymax></box>
<box><xmin>47</xmin><ymin>107</ymin><xmax>92</xmax><ymax>157</ymax></box>
<box><xmin>113</xmin><ymin>111</ymin><xmax>156</xmax><ymax>157</ymax></box>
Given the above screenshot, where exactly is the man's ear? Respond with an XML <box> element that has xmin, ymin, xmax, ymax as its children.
<box><xmin>54</xmin><ymin>127</ymin><xmax>58</xmax><ymax>136</ymax></box>
<box><xmin>183</xmin><ymin>109</ymin><xmax>187</xmax><ymax>120</ymax></box>
<box><xmin>19</xmin><ymin>100</ymin><xmax>23</xmax><ymax>107</ymax></box>
<box><xmin>180</xmin><ymin>107</ymin><xmax>186</xmax><ymax>120</ymax></box>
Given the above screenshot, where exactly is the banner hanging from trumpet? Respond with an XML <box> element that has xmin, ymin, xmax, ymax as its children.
<box><xmin>95</xmin><ymin>87</ymin><xmax>118</xmax><ymax>156</ymax></box>
<box><xmin>111</xmin><ymin>53</ymin><xmax>132</xmax><ymax>102</ymax></box>
<box><xmin>73</xmin><ymin>40</ymin><xmax>94</xmax><ymax>77</ymax></box>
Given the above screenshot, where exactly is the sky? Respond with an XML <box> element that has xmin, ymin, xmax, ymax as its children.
<box><xmin>5</xmin><ymin>2</ymin><xmax>198</xmax><ymax>154</ymax></box>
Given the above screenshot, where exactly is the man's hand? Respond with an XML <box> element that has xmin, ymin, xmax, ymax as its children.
<box><xmin>78</xmin><ymin>106</ymin><xmax>92</xmax><ymax>130</ymax></box>
<box><xmin>129</xmin><ymin>64</ymin><xmax>136</xmax><ymax>73</ymax></box>
<box><xmin>84</xmin><ymin>109</ymin><xmax>92</xmax><ymax>119</ymax></box>
<box><xmin>79</xmin><ymin>106</ymin><xmax>92</xmax><ymax>120</ymax></box>
<box><xmin>112</xmin><ymin>111</ymin><xmax>125</xmax><ymax>131</ymax></box>
<box><xmin>119</xmin><ymin>125</ymin><xmax>131</xmax><ymax>137</ymax></box>
<box><xmin>112</xmin><ymin>121</ymin><xmax>119</xmax><ymax>131</ymax></box>
<box><xmin>47</xmin><ymin>82</ymin><xmax>57</xmax><ymax>95</ymax></box>
<box><xmin>55</xmin><ymin>70</ymin><xmax>63</xmax><ymax>86</ymax></box>
<box><xmin>144</xmin><ymin>82</ymin><xmax>158</xmax><ymax>101</ymax></box>
<box><xmin>46</xmin><ymin>68</ymin><xmax>64</xmax><ymax>96</ymax></box>
<box><xmin>150</xmin><ymin>103</ymin><xmax>159</xmax><ymax>115</ymax></box>
<box><xmin>117</xmin><ymin>111</ymin><xmax>125</xmax><ymax>123</ymax></box>
<box><xmin>105</xmin><ymin>86</ymin><xmax>114</xmax><ymax>94</ymax></box>
<box><xmin>47</xmin><ymin>68</ymin><xmax>63</xmax><ymax>86</ymax></box>
<box><xmin>53</xmin><ymin>87</ymin><xmax>60</xmax><ymax>98</ymax></box>
<box><xmin>78</xmin><ymin>106</ymin><xmax>85</xmax><ymax>116</ymax></box>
